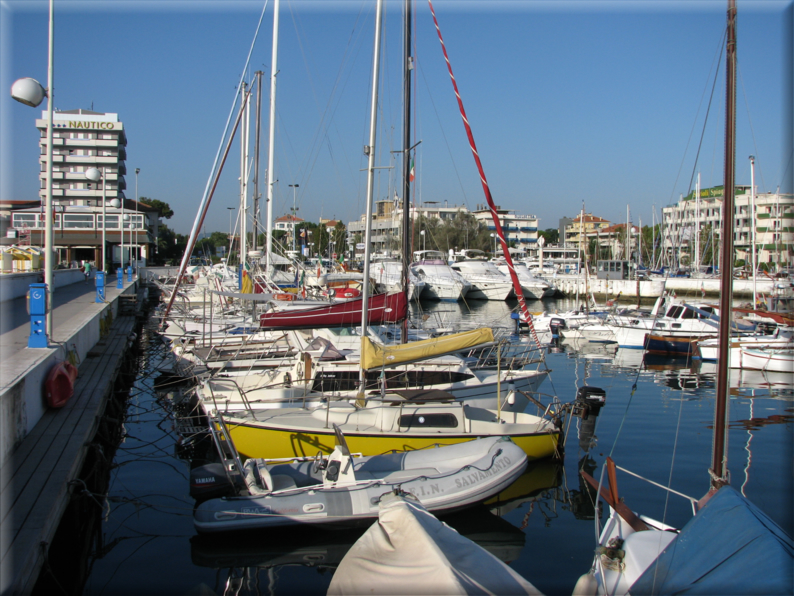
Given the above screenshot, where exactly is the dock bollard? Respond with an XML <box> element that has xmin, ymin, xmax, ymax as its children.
<box><xmin>116</xmin><ymin>268</ymin><xmax>123</xmax><ymax>289</ymax></box>
<box><xmin>27</xmin><ymin>283</ymin><xmax>49</xmax><ymax>348</ymax></box>
<box><xmin>95</xmin><ymin>271</ymin><xmax>106</xmax><ymax>303</ymax></box>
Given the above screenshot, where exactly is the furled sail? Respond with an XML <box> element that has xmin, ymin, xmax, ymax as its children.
<box><xmin>361</xmin><ymin>327</ymin><xmax>494</xmax><ymax>371</ymax></box>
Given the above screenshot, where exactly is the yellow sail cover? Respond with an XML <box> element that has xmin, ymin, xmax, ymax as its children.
<box><xmin>361</xmin><ymin>328</ymin><xmax>494</xmax><ymax>371</ymax></box>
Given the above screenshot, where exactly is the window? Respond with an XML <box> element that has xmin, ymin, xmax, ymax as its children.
<box><xmin>666</xmin><ymin>306</ymin><xmax>684</xmax><ymax>318</ymax></box>
<box><xmin>399</xmin><ymin>413</ymin><xmax>458</xmax><ymax>428</ymax></box>
<box><xmin>98</xmin><ymin>214</ymin><xmax>119</xmax><ymax>229</ymax></box>
<box><xmin>63</xmin><ymin>214</ymin><xmax>94</xmax><ymax>229</ymax></box>
<box><xmin>12</xmin><ymin>213</ymin><xmax>39</xmax><ymax>228</ymax></box>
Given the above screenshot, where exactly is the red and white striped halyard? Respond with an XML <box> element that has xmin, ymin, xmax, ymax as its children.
<box><xmin>427</xmin><ymin>0</ymin><xmax>542</xmax><ymax>350</ymax></box>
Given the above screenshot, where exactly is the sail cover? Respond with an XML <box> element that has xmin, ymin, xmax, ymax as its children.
<box><xmin>630</xmin><ymin>486</ymin><xmax>794</xmax><ymax>595</ymax></box>
<box><xmin>360</xmin><ymin>328</ymin><xmax>494</xmax><ymax>371</ymax></box>
<box><xmin>328</xmin><ymin>493</ymin><xmax>541</xmax><ymax>595</ymax></box>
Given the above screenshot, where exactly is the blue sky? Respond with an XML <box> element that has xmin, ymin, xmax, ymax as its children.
<box><xmin>2</xmin><ymin>0</ymin><xmax>791</xmax><ymax>236</ymax></box>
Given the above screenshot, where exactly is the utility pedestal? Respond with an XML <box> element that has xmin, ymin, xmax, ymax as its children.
<box><xmin>116</xmin><ymin>268</ymin><xmax>123</xmax><ymax>289</ymax></box>
<box><xmin>95</xmin><ymin>271</ymin><xmax>106</xmax><ymax>303</ymax></box>
<box><xmin>27</xmin><ymin>283</ymin><xmax>49</xmax><ymax>348</ymax></box>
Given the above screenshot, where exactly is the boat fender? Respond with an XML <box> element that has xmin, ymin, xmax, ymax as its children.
<box><xmin>45</xmin><ymin>361</ymin><xmax>79</xmax><ymax>409</ymax></box>
<box><xmin>572</xmin><ymin>572</ymin><xmax>598</xmax><ymax>596</ymax></box>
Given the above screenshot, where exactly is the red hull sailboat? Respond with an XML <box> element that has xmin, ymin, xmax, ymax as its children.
<box><xmin>258</xmin><ymin>291</ymin><xmax>407</xmax><ymax>330</ymax></box>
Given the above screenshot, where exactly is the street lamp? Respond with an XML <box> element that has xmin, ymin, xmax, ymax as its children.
<box><xmin>85</xmin><ymin>167</ymin><xmax>109</xmax><ymax>272</ymax></box>
<box><xmin>123</xmin><ymin>213</ymin><xmax>131</xmax><ymax>273</ymax></box>
<box><xmin>10</xmin><ymin>0</ymin><xmax>54</xmax><ymax>340</ymax></box>
<box><xmin>134</xmin><ymin>167</ymin><xmax>140</xmax><ymax>273</ymax></box>
<box><xmin>420</xmin><ymin>229</ymin><xmax>425</xmax><ymax>252</ymax></box>
<box><xmin>289</xmin><ymin>184</ymin><xmax>299</xmax><ymax>252</ymax></box>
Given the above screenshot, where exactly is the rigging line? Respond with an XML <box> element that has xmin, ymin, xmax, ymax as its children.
<box><xmin>737</xmin><ymin>63</ymin><xmax>766</xmax><ymax>192</ymax></box>
<box><xmin>288</xmin><ymin>1</ymin><xmax>368</xmax><ymax>203</ymax></box>
<box><xmin>415</xmin><ymin>59</ymin><xmax>470</xmax><ymax>205</ymax></box>
<box><xmin>667</xmin><ymin>28</ymin><xmax>727</xmax><ymax>206</ymax></box>
<box><xmin>685</xmin><ymin>29</ymin><xmax>727</xmax><ymax>202</ymax></box>
<box><xmin>426</xmin><ymin>0</ymin><xmax>541</xmax><ymax>351</ymax></box>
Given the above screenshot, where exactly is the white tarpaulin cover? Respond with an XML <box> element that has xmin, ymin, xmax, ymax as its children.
<box><xmin>327</xmin><ymin>494</ymin><xmax>542</xmax><ymax>595</ymax></box>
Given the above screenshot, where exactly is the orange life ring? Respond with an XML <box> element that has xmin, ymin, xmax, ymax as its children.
<box><xmin>274</xmin><ymin>293</ymin><xmax>295</xmax><ymax>301</ymax></box>
<box><xmin>45</xmin><ymin>361</ymin><xmax>78</xmax><ymax>408</ymax></box>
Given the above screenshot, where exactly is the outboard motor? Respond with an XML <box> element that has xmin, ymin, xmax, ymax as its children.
<box><xmin>190</xmin><ymin>462</ymin><xmax>245</xmax><ymax>503</ymax></box>
<box><xmin>573</xmin><ymin>386</ymin><xmax>606</xmax><ymax>452</ymax></box>
<box><xmin>549</xmin><ymin>317</ymin><xmax>566</xmax><ymax>338</ymax></box>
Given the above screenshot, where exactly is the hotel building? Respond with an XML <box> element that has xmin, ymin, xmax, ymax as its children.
<box><xmin>8</xmin><ymin>109</ymin><xmax>157</xmax><ymax>269</ymax></box>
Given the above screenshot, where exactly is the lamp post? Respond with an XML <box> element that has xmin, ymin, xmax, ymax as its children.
<box><xmin>123</xmin><ymin>214</ymin><xmax>131</xmax><ymax>274</ymax></box>
<box><xmin>289</xmin><ymin>184</ymin><xmax>299</xmax><ymax>253</ymax></box>
<box><xmin>490</xmin><ymin>232</ymin><xmax>497</xmax><ymax>256</ymax></box>
<box><xmin>420</xmin><ymin>229</ymin><xmax>425</xmax><ymax>252</ymax></box>
<box><xmin>85</xmin><ymin>168</ymin><xmax>108</xmax><ymax>272</ymax></box>
<box><xmin>134</xmin><ymin>167</ymin><xmax>140</xmax><ymax>273</ymax></box>
<box><xmin>10</xmin><ymin>0</ymin><xmax>54</xmax><ymax>340</ymax></box>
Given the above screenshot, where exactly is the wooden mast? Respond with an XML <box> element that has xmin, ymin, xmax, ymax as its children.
<box><xmin>401</xmin><ymin>0</ymin><xmax>413</xmax><ymax>344</ymax></box>
<box><xmin>710</xmin><ymin>0</ymin><xmax>737</xmax><ymax>491</ymax></box>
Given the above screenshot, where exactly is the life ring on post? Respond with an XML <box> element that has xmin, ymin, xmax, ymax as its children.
<box><xmin>45</xmin><ymin>361</ymin><xmax>78</xmax><ymax>408</ymax></box>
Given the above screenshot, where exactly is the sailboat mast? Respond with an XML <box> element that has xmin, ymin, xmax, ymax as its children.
<box><xmin>401</xmin><ymin>0</ymin><xmax>413</xmax><ymax>344</ymax></box>
<box><xmin>710</xmin><ymin>0</ymin><xmax>737</xmax><ymax>491</ymax></box>
<box><xmin>252</xmin><ymin>70</ymin><xmax>263</xmax><ymax>253</ymax></box>
<box><xmin>695</xmin><ymin>172</ymin><xmax>701</xmax><ymax>272</ymax></box>
<box><xmin>265</xmin><ymin>0</ymin><xmax>280</xmax><ymax>273</ymax></box>
<box><xmin>750</xmin><ymin>155</ymin><xmax>757</xmax><ymax>307</ymax></box>
<box><xmin>240</xmin><ymin>82</ymin><xmax>249</xmax><ymax>272</ymax></box>
<box><xmin>359</xmin><ymin>0</ymin><xmax>384</xmax><ymax>354</ymax></box>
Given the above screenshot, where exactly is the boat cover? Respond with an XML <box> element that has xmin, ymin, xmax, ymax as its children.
<box><xmin>327</xmin><ymin>493</ymin><xmax>541</xmax><ymax>595</ymax></box>
<box><xmin>630</xmin><ymin>486</ymin><xmax>794</xmax><ymax>595</ymax></box>
<box><xmin>360</xmin><ymin>327</ymin><xmax>494</xmax><ymax>371</ymax></box>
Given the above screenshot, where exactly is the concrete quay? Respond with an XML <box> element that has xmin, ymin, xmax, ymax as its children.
<box><xmin>551</xmin><ymin>275</ymin><xmax>778</xmax><ymax>300</ymax></box>
<box><xmin>0</xmin><ymin>272</ymin><xmax>144</xmax><ymax>595</ymax></box>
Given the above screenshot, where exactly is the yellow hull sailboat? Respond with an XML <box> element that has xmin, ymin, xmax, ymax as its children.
<box><xmin>215</xmin><ymin>391</ymin><xmax>563</xmax><ymax>461</ymax></box>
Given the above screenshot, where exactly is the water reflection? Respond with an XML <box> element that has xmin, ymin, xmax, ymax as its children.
<box><xmin>190</xmin><ymin>505</ymin><xmax>531</xmax><ymax>596</ymax></box>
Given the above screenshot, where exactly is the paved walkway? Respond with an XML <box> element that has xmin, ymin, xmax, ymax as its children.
<box><xmin>0</xmin><ymin>273</ymin><xmax>137</xmax><ymax>394</ymax></box>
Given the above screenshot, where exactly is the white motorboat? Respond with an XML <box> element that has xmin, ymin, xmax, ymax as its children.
<box><xmin>192</xmin><ymin>433</ymin><xmax>527</xmax><ymax>533</ymax></box>
<box><xmin>449</xmin><ymin>252</ymin><xmax>514</xmax><ymax>301</ymax></box>
<box><xmin>371</xmin><ymin>259</ymin><xmax>426</xmax><ymax>301</ymax></box>
<box><xmin>412</xmin><ymin>251</ymin><xmax>471</xmax><ymax>301</ymax></box>
<box><xmin>606</xmin><ymin>302</ymin><xmax>756</xmax><ymax>349</ymax></box>
<box><xmin>495</xmin><ymin>261</ymin><xmax>552</xmax><ymax>300</ymax></box>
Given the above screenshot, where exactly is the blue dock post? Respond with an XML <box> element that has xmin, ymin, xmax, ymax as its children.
<box><xmin>95</xmin><ymin>271</ymin><xmax>106</xmax><ymax>303</ymax></box>
<box><xmin>116</xmin><ymin>267</ymin><xmax>123</xmax><ymax>289</ymax></box>
<box><xmin>126</xmin><ymin>265</ymin><xmax>133</xmax><ymax>282</ymax></box>
<box><xmin>27</xmin><ymin>283</ymin><xmax>49</xmax><ymax>348</ymax></box>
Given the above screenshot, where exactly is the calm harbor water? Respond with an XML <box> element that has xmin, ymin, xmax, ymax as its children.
<box><xmin>77</xmin><ymin>298</ymin><xmax>793</xmax><ymax>596</ymax></box>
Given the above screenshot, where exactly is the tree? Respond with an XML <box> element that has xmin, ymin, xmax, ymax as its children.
<box><xmin>539</xmin><ymin>228</ymin><xmax>559</xmax><ymax>244</ymax></box>
<box><xmin>139</xmin><ymin>197</ymin><xmax>174</xmax><ymax>219</ymax></box>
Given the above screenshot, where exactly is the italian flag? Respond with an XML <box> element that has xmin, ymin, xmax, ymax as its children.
<box><xmin>409</xmin><ymin>158</ymin><xmax>415</xmax><ymax>182</ymax></box>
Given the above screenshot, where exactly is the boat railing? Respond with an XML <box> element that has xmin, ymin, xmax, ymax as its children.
<box><xmin>204</xmin><ymin>404</ymin><xmax>251</xmax><ymax>493</ymax></box>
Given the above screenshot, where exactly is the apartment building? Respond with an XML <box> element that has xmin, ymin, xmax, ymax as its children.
<box><xmin>661</xmin><ymin>186</ymin><xmax>793</xmax><ymax>268</ymax></box>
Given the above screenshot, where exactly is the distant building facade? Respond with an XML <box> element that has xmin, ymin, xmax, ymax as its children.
<box><xmin>7</xmin><ymin>109</ymin><xmax>157</xmax><ymax>269</ymax></box>
<box><xmin>661</xmin><ymin>186</ymin><xmax>793</xmax><ymax>269</ymax></box>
